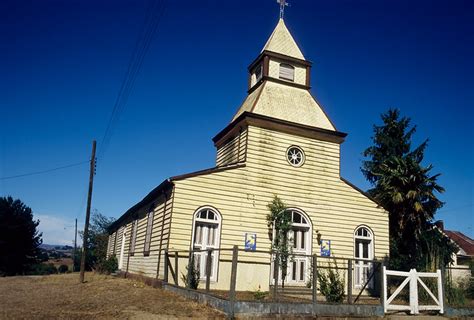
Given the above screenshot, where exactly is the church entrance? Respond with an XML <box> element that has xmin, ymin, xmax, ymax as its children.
<box><xmin>354</xmin><ymin>226</ymin><xmax>374</xmax><ymax>289</ymax></box>
<box><xmin>191</xmin><ymin>207</ymin><xmax>221</xmax><ymax>282</ymax></box>
<box><xmin>272</xmin><ymin>209</ymin><xmax>312</xmax><ymax>285</ymax></box>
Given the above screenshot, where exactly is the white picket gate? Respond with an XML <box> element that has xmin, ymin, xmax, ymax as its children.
<box><xmin>383</xmin><ymin>267</ymin><xmax>444</xmax><ymax>314</ymax></box>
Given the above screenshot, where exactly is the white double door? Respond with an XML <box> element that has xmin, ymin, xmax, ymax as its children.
<box><xmin>273</xmin><ymin>228</ymin><xmax>310</xmax><ymax>285</ymax></box>
<box><xmin>193</xmin><ymin>222</ymin><xmax>218</xmax><ymax>280</ymax></box>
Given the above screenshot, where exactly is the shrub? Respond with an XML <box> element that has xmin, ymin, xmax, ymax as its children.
<box><xmin>318</xmin><ymin>259</ymin><xmax>345</xmax><ymax>303</ymax></box>
<box><xmin>181</xmin><ymin>255</ymin><xmax>200</xmax><ymax>289</ymax></box>
<box><xmin>446</xmin><ymin>283</ymin><xmax>467</xmax><ymax>307</ymax></box>
<box><xmin>96</xmin><ymin>255</ymin><xmax>118</xmax><ymax>275</ymax></box>
<box><xmin>58</xmin><ymin>264</ymin><xmax>69</xmax><ymax>273</ymax></box>
<box><xmin>253</xmin><ymin>285</ymin><xmax>267</xmax><ymax>301</ymax></box>
<box><xmin>467</xmin><ymin>277</ymin><xmax>474</xmax><ymax>300</ymax></box>
<box><xmin>26</xmin><ymin>263</ymin><xmax>57</xmax><ymax>275</ymax></box>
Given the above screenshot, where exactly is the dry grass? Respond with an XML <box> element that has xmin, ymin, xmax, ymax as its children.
<box><xmin>0</xmin><ymin>273</ymin><xmax>224</xmax><ymax>319</ymax></box>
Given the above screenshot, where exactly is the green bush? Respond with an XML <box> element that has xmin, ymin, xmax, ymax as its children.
<box><xmin>26</xmin><ymin>263</ymin><xmax>57</xmax><ymax>275</ymax></box>
<box><xmin>58</xmin><ymin>264</ymin><xmax>69</xmax><ymax>273</ymax></box>
<box><xmin>181</xmin><ymin>255</ymin><xmax>200</xmax><ymax>289</ymax></box>
<box><xmin>466</xmin><ymin>277</ymin><xmax>474</xmax><ymax>300</ymax></box>
<box><xmin>318</xmin><ymin>259</ymin><xmax>345</xmax><ymax>303</ymax></box>
<box><xmin>446</xmin><ymin>282</ymin><xmax>467</xmax><ymax>307</ymax></box>
<box><xmin>96</xmin><ymin>255</ymin><xmax>118</xmax><ymax>275</ymax></box>
<box><xmin>253</xmin><ymin>285</ymin><xmax>268</xmax><ymax>300</ymax></box>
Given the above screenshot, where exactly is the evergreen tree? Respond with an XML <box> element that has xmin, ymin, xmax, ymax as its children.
<box><xmin>78</xmin><ymin>209</ymin><xmax>115</xmax><ymax>271</ymax></box>
<box><xmin>362</xmin><ymin>109</ymin><xmax>455</xmax><ymax>270</ymax></box>
<box><xmin>0</xmin><ymin>196</ymin><xmax>42</xmax><ymax>275</ymax></box>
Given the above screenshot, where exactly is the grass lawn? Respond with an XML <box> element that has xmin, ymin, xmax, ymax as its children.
<box><xmin>0</xmin><ymin>273</ymin><xmax>224</xmax><ymax>319</ymax></box>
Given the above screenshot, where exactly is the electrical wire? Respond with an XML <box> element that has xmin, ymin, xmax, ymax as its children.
<box><xmin>0</xmin><ymin>160</ymin><xmax>90</xmax><ymax>180</ymax></box>
<box><xmin>98</xmin><ymin>0</ymin><xmax>167</xmax><ymax>160</ymax></box>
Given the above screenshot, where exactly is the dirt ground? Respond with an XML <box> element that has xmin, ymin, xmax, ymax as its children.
<box><xmin>0</xmin><ymin>273</ymin><xmax>224</xmax><ymax>319</ymax></box>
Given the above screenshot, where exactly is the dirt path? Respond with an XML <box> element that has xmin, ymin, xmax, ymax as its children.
<box><xmin>0</xmin><ymin>273</ymin><xmax>224</xmax><ymax>319</ymax></box>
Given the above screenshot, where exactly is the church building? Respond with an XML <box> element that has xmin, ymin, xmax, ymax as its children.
<box><xmin>107</xmin><ymin>17</ymin><xmax>389</xmax><ymax>291</ymax></box>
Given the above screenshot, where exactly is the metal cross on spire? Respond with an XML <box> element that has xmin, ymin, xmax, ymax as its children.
<box><xmin>277</xmin><ymin>0</ymin><xmax>290</xmax><ymax>19</ymax></box>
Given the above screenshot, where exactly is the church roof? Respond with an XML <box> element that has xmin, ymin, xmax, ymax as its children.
<box><xmin>262</xmin><ymin>18</ymin><xmax>305</xmax><ymax>60</ymax></box>
<box><xmin>232</xmin><ymin>81</ymin><xmax>336</xmax><ymax>131</ymax></box>
<box><xmin>445</xmin><ymin>230</ymin><xmax>474</xmax><ymax>256</ymax></box>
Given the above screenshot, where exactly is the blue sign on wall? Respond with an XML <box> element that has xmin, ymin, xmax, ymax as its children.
<box><xmin>320</xmin><ymin>239</ymin><xmax>331</xmax><ymax>257</ymax></box>
<box><xmin>245</xmin><ymin>233</ymin><xmax>257</xmax><ymax>251</ymax></box>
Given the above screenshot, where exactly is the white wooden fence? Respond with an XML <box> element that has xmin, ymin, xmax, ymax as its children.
<box><xmin>383</xmin><ymin>267</ymin><xmax>444</xmax><ymax>315</ymax></box>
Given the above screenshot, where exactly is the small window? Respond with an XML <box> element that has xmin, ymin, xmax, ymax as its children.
<box><xmin>129</xmin><ymin>220</ymin><xmax>138</xmax><ymax>255</ymax></box>
<box><xmin>143</xmin><ymin>205</ymin><xmax>155</xmax><ymax>255</ymax></box>
<box><xmin>279</xmin><ymin>63</ymin><xmax>294</xmax><ymax>81</ymax></box>
<box><xmin>255</xmin><ymin>64</ymin><xmax>263</xmax><ymax>82</ymax></box>
<box><xmin>287</xmin><ymin>146</ymin><xmax>305</xmax><ymax>167</ymax></box>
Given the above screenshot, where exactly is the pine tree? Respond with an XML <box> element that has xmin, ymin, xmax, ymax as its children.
<box><xmin>0</xmin><ymin>196</ymin><xmax>42</xmax><ymax>275</ymax></box>
<box><xmin>362</xmin><ymin>109</ymin><xmax>455</xmax><ymax>270</ymax></box>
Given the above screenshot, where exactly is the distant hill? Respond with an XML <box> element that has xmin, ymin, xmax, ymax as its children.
<box><xmin>39</xmin><ymin>244</ymin><xmax>73</xmax><ymax>251</ymax></box>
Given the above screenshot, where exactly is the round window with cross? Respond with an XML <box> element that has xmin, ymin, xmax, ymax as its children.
<box><xmin>286</xmin><ymin>146</ymin><xmax>305</xmax><ymax>167</ymax></box>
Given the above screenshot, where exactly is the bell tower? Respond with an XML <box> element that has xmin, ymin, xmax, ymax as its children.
<box><xmin>248</xmin><ymin>18</ymin><xmax>311</xmax><ymax>92</ymax></box>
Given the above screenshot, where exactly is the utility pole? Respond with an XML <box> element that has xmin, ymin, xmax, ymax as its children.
<box><xmin>73</xmin><ymin>218</ymin><xmax>77</xmax><ymax>272</ymax></box>
<box><xmin>80</xmin><ymin>140</ymin><xmax>96</xmax><ymax>283</ymax></box>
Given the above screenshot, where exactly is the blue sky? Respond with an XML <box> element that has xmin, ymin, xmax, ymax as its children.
<box><xmin>1</xmin><ymin>0</ymin><xmax>473</xmax><ymax>244</ymax></box>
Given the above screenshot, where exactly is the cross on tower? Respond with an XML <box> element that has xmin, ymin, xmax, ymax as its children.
<box><xmin>277</xmin><ymin>0</ymin><xmax>290</xmax><ymax>19</ymax></box>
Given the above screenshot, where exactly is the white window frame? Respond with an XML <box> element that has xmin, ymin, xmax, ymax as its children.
<box><xmin>354</xmin><ymin>225</ymin><xmax>374</xmax><ymax>289</ymax></box>
<box><xmin>286</xmin><ymin>145</ymin><xmax>305</xmax><ymax>167</ymax></box>
<box><xmin>190</xmin><ymin>206</ymin><xmax>222</xmax><ymax>282</ymax></box>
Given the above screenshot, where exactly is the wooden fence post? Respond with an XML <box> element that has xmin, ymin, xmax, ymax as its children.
<box><xmin>312</xmin><ymin>254</ymin><xmax>318</xmax><ymax>307</ymax></box>
<box><xmin>187</xmin><ymin>252</ymin><xmax>193</xmax><ymax>289</ymax></box>
<box><xmin>163</xmin><ymin>250</ymin><xmax>169</xmax><ymax>284</ymax></box>
<box><xmin>174</xmin><ymin>251</ymin><xmax>179</xmax><ymax>285</ymax></box>
<box><xmin>273</xmin><ymin>252</ymin><xmax>280</xmax><ymax>302</ymax></box>
<box><xmin>205</xmin><ymin>249</ymin><xmax>212</xmax><ymax>293</ymax></box>
<box><xmin>229</xmin><ymin>245</ymin><xmax>239</xmax><ymax>318</ymax></box>
<box><xmin>347</xmin><ymin>259</ymin><xmax>353</xmax><ymax>304</ymax></box>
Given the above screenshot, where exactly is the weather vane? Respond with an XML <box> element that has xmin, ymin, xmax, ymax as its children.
<box><xmin>277</xmin><ymin>0</ymin><xmax>290</xmax><ymax>19</ymax></box>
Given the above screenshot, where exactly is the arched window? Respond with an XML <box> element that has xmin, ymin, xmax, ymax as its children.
<box><xmin>191</xmin><ymin>207</ymin><xmax>221</xmax><ymax>281</ymax></box>
<box><xmin>273</xmin><ymin>208</ymin><xmax>312</xmax><ymax>284</ymax></box>
<box><xmin>354</xmin><ymin>226</ymin><xmax>374</xmax><ymax>288</ymax></box>
<box><xmin>279</xmin><ymin>63</ymin><xmax>295</xmax><ymax>81</ymax></box>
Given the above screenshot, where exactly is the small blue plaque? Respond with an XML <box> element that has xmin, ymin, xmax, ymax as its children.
<box><xmin>320</xmin><ymin>239</ymin><xmax>331</xmax><ymax>257</ymax></box>
<box><xmin>245</xmin><ymin>233</ymin><xmax>257</xmax><ymax>251</ymax></box>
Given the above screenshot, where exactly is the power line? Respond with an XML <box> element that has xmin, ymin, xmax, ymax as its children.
<box><xmin>0</xmin><ymin>160</ymin><xmax>89</xmax><ymax>181</ymax></box>
<box><xmin>98</xmin><ymin>0</ymin><xmax>167</xmax><ymax>160</ymax></box>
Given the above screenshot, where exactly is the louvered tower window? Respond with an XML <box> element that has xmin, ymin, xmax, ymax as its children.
<box><xmin>279</xmin><ymin>63</ymin><xmax>294</xmax><ymax>81</ymax></box>
<box><xmin>255</xmin><ymin>64</ymin><xmax>263</xmax><ymax>82</ymax></box>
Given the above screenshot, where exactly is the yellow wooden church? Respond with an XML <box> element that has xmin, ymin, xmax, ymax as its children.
<box><xmin>107</xmin><ymin>18</ymin><xmax>389</xmax><ymax>291</ymax></box>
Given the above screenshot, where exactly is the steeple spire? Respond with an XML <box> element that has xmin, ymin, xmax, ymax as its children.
<box><xmin>261</xmin><ymin>18</ymin><xmax>304</xmax><ymax>60</ymax></box>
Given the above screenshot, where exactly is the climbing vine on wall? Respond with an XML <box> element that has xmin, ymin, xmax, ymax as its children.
<box><xmin>266</xmin><ymin>195</ymin><xmax>292</xmax><ymax>287</ymax></box>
